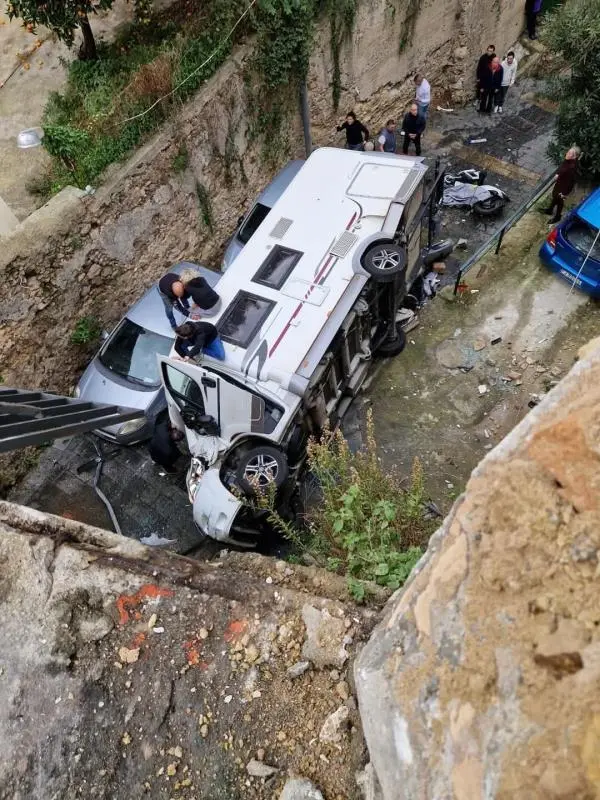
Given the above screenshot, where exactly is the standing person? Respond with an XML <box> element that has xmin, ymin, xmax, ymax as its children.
<box><xmin>525</xmin><ymin>0</ymin><xmax>543</xmax><ymax>40</ymax></box>
<box><xmin>377</xmin><ymin>119</ymin><xmax>397</xmax><ymax>153</ymax></box>
<box><xmin>475</xmin><ymin>44</ymin><xmax>495</xmax><ymax>105</ymax></box>
<box><xmin>401</xmin><ymin>103</ymin><xmax>426</xmax><ymax>156</ymax></box>
<box><xmin>148</xmin><ymin>416</ymin><xmax>183</xmax><ymax>474</ymax></box>
<box><xmin>543</xmin><ymin>147</ymin><xmax>580</xmax><ymax>224</ymax></box>
<box><xmin>414</xmin><ymin>74</ymin><xmax>431</xmax><ymax>119</ymax></box>
<box><xmin>174</xmin><ymin>321</ymin><xmax>226</xmax><ymax>361</ymax></box>
<box><xmin>498</xmin><ymin>51</ymin><xmax>518</xmax><ymax>113</ymax></box>
<box><xmin>336</xmin><ymin>112</ymin><xmax>369</xmax><ymax>151</ymax></box>
<box><xmin>479</xmin><ymin>56</ymin><xmax>503</xmax><ymax>114</ymax></box>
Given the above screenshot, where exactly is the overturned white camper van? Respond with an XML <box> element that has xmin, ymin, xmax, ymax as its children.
<box><xmin>158</xmin><ymin>147</ymin><xmax>451</xmax><ymax>545</ymax></box>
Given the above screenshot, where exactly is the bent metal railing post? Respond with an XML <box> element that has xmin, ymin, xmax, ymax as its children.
<box><xmin>453</xmin><ymin>170</ymin><xmax>557</xmax><ymax>295</ymax></box>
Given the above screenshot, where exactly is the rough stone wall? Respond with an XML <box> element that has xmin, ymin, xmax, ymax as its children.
<box><xmin>0</xmin><ymin>0</ymin><xmax>524</xmax><ymax>393</ymax></box>
<box><xmin>355</xmin><ymin>337</ymin><xmax>600</xmax><ymax>800</ymax></box>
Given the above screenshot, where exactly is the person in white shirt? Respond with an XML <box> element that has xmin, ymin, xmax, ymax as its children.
<box><xmin>497</xmin><ymin>51</ymin><xmax>517</xmax><ymax>113</ymax></box>
<box><xmin>414</xmin><ymin>74</ymin><xmax>431</xmax><ymax>119</ymax></box>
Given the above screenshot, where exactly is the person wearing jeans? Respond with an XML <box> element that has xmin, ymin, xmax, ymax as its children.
<box><xmin>498</xmin><ymin>51</ymin><xmax>518</xmax><ymax>112</ymax></box>
<box><xmin>174</xmin><ymin>321</ymin><xmax>226</xmax><ymax>361</ymax></box>
<box><xmin>414</xmin><ymin>74</ymin><xmax>431</xmax><ymax>119</ymax></box>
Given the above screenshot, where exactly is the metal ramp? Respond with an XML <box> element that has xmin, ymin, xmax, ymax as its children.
<box><xmin>0</xmin><ymin>388</ymin><xmax>144</xmax><ymax>453</ymax></box>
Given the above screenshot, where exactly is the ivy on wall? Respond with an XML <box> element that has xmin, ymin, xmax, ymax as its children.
<box><xmin>398</xmin><ymin>0</ymin><xmax>419</xmax><ymax>54</ymax></box>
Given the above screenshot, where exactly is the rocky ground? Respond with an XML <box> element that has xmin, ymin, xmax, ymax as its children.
<box><xmin>368</xmin><ymin>194</ymin><xmax>600</xmax><ymax>511</ymax></box>
<box><xmin>0</xmin><ymin>501</ymin><xmax>387</xmax><ymax>800</ymax></box>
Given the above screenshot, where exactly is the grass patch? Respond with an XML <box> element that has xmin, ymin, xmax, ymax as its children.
<box><xmin>259</xmin><ymin>412</ymin><xmax>434</xmax><ymax>601</ymax></box>
<box><xmin>71</xmin><ymin>316</ymin><xmax>102</xmax><ymax>346</ymax></box>
<box><xmin>38</xmin><ymin>0</ymin><xmax>252</xmax><ymax>196</ymax></box>
<box><xmin>172</xmin><ymin>142</ymin><xmax>189</xmax><ymax>173</ymax></box>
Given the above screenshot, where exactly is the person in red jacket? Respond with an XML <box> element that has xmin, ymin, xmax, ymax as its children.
<box><xmin>543</xmin><ymin>147</ymin><xmax>580</xmax><ymax>224</ymax></box>
<box><xmin>478</xmin><ymin>56</ymin><xmax>503</xmax><ymax>114</ymax></box>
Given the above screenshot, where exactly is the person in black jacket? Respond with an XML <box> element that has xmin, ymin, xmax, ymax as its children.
<box><xmin>336</xmin><ymin>112</ymin><xmax>369</xmax><ymax>151</ymax></box>
<box><xmin>148</xmin><ymin>415</ymin><xmax>183</xmax><ymax>473</ymax></box>
<box><xmin>174</xmin><ymin>321</ymin><xmax>225</xmax><ymax>361</ymax></box>
<box><xmin>479</xmin><ymin>56</ymin><xmax>503</xmax><ymax>113</ymax></box>
<box><xmin>401</xmin><ymin>104</ymin><xmax>426</xmax><ymax>156</ymax></box>
<box><xmin>543</xmin><ymin>147</ymin><xmax>580</xmax><ymax>224</ymax></box>
<box><xmin>158</xmin><ymin>272</ymin><xmax>221</xmax><ymax>329</ymax></box>
<box><xmin>475</xmin><ymin>44</ymin><xmax>495</xmax><ymax>104</ymax></box>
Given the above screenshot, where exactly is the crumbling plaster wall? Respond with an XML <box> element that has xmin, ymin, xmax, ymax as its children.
<box><xmin>0</xmin><ymin>0</ymin><xmax>525</xmax><ymax>393</ymax></box>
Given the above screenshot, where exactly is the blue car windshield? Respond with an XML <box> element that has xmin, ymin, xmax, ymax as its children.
<box><xmin>566</xmin><ymin>218</ymin><xmax>600</xmax><ymax>262</ymax></box>
<box><xmin>100</xmin><ymin>320</ymin><xmax>172</xmax><ymax>387</ymax></box>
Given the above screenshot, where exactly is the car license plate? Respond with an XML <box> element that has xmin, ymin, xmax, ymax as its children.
<box><xmin>559</xmin><ymin>268</ymin><xmax>582</xmax><ymax>287</ymax></box>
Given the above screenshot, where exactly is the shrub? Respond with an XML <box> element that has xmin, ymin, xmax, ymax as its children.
<box><xmin>71</xmin><ymin>316</ymin><xmax>101</xmax><ymax>345</ymax></box>
<box><xmin>542</xmin><ymin>0</ymin><xmax>600</xmax><ymax>177</ymax></box>
<box><xmin>260</xmin><ymin>412</ymin><xmax>433</xmax><ymax>599</ymax></box>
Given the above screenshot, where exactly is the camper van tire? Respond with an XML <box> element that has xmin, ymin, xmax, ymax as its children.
<box><xmin>376</xmin><ymin>324</ymin><xmax>407</xmax><ymax>357</ymax></box>
<box><xmin>235</xmin><ymin>445</ymin><xmax>289</xmax><ymax>496</ymax></box>
<box><xmin>362</xmin><ymin>242</ymin><xmax>407</xmax><ymax>283</ymax></box>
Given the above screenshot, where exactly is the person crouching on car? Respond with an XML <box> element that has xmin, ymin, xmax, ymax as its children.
<box><xmin>174</xmin><ymin>321</ymin><xmax>225</xmax><ymax>361</ymax></box>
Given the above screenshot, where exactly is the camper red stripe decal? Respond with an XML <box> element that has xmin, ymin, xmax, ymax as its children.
<box><xmin>268</xmin><ymin>212</ymin><xmax>358</xmax><ymax>358</ymax></box>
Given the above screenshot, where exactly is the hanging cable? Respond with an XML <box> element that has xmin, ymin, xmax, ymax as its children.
<box><xmin>120</xmin><ymin>0</ymin><xmax>258</xmax><ymax>126</ymax></box>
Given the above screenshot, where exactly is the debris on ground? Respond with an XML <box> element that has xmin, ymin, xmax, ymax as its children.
<box><xmin>0</xmin><ymin>501</ymin><xmax>384</xmax><ymax>800</ymax></box>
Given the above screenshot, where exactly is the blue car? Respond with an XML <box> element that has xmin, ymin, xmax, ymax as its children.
<box><xmin>539</xmin><ymin>188</ymin><xmax>600</xmax><ymax>296</ymax></box>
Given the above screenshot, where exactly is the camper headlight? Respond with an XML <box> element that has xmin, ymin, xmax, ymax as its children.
<box><xmin>117</xmin><ymin>417</ymin><xmax>147</xmax><ymax>437</ymax></box>
<box><xmin>187</xmin><ymin>457</ymin><xmax>205</xmax><ymax>504</ymax></box>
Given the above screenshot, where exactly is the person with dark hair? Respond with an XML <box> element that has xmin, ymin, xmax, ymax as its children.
<box><xmin>401</xmin><ymin>103</ymin><xmax>426</xmax><ymax>156</ymax></box>
<box><xmin>336</xmin><ymin>112</ymin><xmax>369</xmax><ymax>151</ymax></box>
<box><xmin>148</xmin><ymin>416</ymin><xmax>184</xmax><ymax>473</ymax></box>
<box><xmin>174</xmin><ymin>321</ymin><xmax>225</xmax><ymax>361</ymax></box>
<box><xmin>479</xmin><ymin>56</ymin><xmax>503</xmax><ymax>114</ymax></box>
<box><xmin>543</xmin><ymin>147</ymin><xmax>580</xmax><ymax>224</ymax></box>
<box><xmin>377</xmin><ymin>119</ymin><xmax>397</xmax><ymax>153</ymax></box>
<box><xmin>525</xmin><ymin>0</ymin><xmax>543</xmax><ymax>40</ymax></box>
<box><xmin>475</xmin><ymin>44</ymin><xmax>495</xmax><ymax>105</ymax></box>
<box><xmin>498</xmin><ymin>51</ymin><xmax>517</xmax><ymax>112</ymax></box>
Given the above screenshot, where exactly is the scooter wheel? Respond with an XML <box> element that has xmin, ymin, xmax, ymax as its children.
<box><xmin>473</xmin><ymin>196</ymin><xmax>507</xmax><ymax>217</ymax></box>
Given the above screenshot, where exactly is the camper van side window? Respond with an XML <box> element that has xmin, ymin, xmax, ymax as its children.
<box><xmin>253</xmin><ymin>245</ymin><xmax>302</xmax><ymax>289</ymax></box>
<box><xmin>218</xmin><ymin>291</ymin><xmax>275</xmax><ymax>348</ymax></box>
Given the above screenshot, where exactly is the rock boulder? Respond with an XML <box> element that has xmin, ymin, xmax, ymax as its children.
<box><xmin>355</xmin><ymin>342</ymin><xmax>600</xmax><ymax>800</ymax></box>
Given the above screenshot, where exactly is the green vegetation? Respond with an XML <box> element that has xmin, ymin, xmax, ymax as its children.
<box><xmin>195</xmin><ymin>181</ymin><xmax>214</xmax><ymax>232</ymax></box>
<box><xmin>262</xmin><ymin>413</ymin><xmax>432</xmax><ymax>601</ymax></box>
<box><xmin>6</xmin><ymin>0</ymin><xmax>152</xmax><ymax>61</ymax></box>
<box><xmin>542</xmin><ymin>0</ymin><xmax>600</xmax><ymax>177</ymax></box>
<box><xmin>171</xmin><ymin>143</ymin><xmax>189</xmax><ymax>173</ymax></box>
<box><xmin>71</xmin><ymin>315</ymin><xmax>102</xmax><ymax>345</ymax></box>
<box><xmin>35</xmin><ymin>0</ymin><xmax>358</xmax><ymax>195</ymax></box>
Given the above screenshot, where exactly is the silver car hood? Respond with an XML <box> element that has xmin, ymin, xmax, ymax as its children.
<box><xmin>78</xmin><ymin>359</ymin><xmax>162</xmax><ymax>433</ymax></box>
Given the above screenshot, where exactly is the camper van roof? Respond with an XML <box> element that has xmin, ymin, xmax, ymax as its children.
<box><xmin>209</xmin><ymin>147</ymin><xmax>426</xmax><ymax>387</ymax></box>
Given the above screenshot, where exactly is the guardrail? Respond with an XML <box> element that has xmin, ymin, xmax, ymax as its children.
<box><xmin>453</xmin><ymin>169</ymin><xmax>557</xmax><ymax>294</ymax></box>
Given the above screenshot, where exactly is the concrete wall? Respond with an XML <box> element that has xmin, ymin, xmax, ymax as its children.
<box><xmin>0</xmin><ymin>0</ymin><xmax>525</xmax><ymax>393</ymax></box>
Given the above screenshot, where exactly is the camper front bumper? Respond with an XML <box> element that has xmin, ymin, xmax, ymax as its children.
<box><xmin>186</xmin><ymin>460</ymin><xmax>242</xmax><ymax>542</ymax></box>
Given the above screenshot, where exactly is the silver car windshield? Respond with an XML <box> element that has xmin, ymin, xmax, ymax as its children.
<box><xmin>100</xmin><ymin>320</ymin><xmax>171</xmax><ymax>387</ymax></box>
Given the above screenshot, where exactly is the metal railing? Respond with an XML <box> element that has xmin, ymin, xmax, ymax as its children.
<box><xmin>453</xmin><ymin>169</ymin><xmax>557</xmax><ymax>294</ymax></box>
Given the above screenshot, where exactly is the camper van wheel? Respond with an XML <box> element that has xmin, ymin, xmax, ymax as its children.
<box><xmin>362</xmin><ymin>242</ymin><xmax>406</xmax><ymax>283</ymax></box>
<box><xmin>376</xmin><ymin>324</ymin><xmax>407</xmax><ymax>358</ymax></box>
<box><xmin>235</xmin><ymin>445</ymin><xmax>289</xmax><ymax>496</ymax></box>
